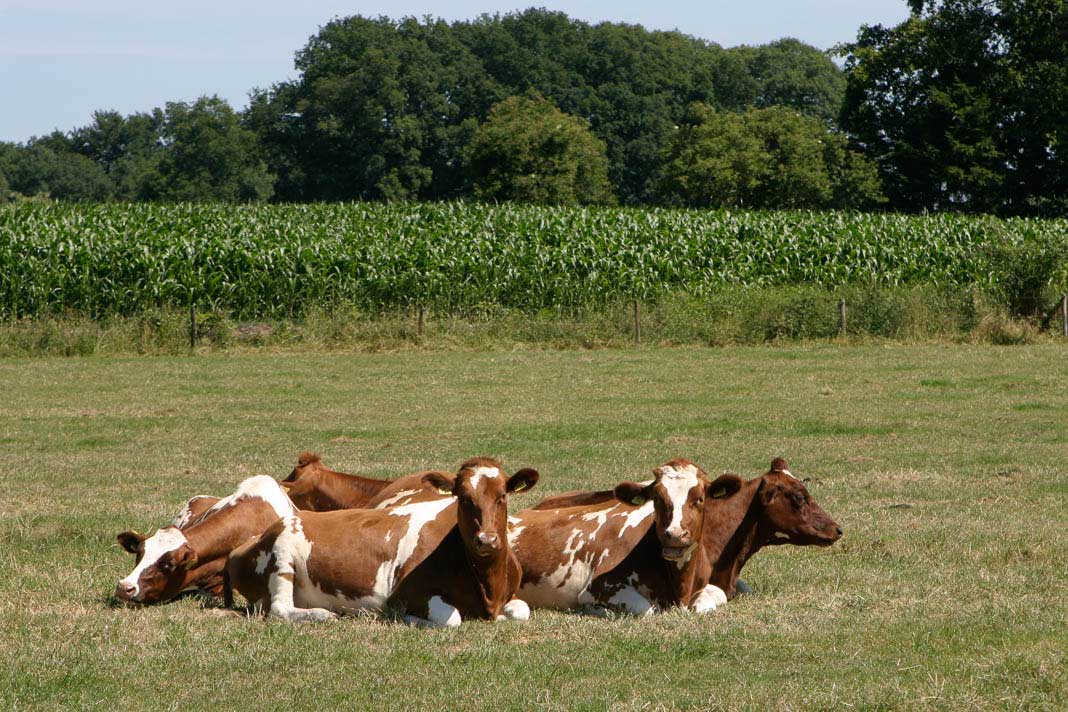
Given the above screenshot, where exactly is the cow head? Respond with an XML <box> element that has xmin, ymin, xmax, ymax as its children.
<box><xmin>114</xmin><ymin>527</ymin><xmax>199</xmax><ymax>604</ymax></box>
<box><xmin>280</xmin><ymin>452</ymin><xmax>322</xmax><ymax>508</ymax></box>
<box><xmin>423</xmin><ymin>457</ymin><xmax>539</xmax><ymax>560</ymax></box>
<box><xmin>615</xmin><ymin>459</ymin><xmax>742</xmax><ymax>563</ymax></box>
<box><xmin>757</xmin><ymin>458</ymin><xmax>842</xmax><ymax>547</ymax></box>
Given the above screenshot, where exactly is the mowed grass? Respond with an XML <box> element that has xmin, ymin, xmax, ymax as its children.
<box><xmin>1</xmin><ymin>344</ymin><xmax>1065</xmax><ymax>710</ymax></box>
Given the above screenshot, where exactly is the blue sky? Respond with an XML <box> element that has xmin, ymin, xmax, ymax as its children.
<box><xmin>0</xmin><ymin>1</ymin><xmax>911</xmax><ymax>142</ymax></box>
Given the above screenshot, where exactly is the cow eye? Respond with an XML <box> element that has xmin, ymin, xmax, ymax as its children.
<box><xmin>159</xmin><ymin>560</ymin><xmax>173</xmax><ymax>572</ymax></box>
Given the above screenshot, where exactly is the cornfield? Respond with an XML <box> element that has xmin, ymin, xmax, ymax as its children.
<box><xmin>1</xmin><ymin>202</ymin><xmax>1065</xmax><ymax>319</ymax></box>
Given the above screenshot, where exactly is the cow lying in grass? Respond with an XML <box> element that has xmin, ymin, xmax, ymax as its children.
<box><xmin>225</xmin><ymin>457</ymin><xmax>539</xmax><ymax>626</ymax></box>
<box><xmin>513</xmin><ymin>457</ymin><xmax>840</xmax><ymax>615</ymax></box>
<box><xmin>280</xmin><ymin>451</ymin><xmax>394</xmax><ymax>510</ymax></box>
<box><xmin>510</xmin><ymin>458</ymin><xmax>740</xmax><ymax>614</ymax></box>
<box><xmin>114</xmin><ymin>476</ymin><xmax>295</xmax><ymax>605</ymax></box>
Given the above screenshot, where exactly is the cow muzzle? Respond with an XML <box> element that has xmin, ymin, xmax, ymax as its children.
<box><xmin>474</xmin><ymin>531</ymin><xmax>501</xmax><ymax>555</ymax></box>
<box><xmin>113</xmin><ymin>581</ymin><xmax>139</xmax><ymax>602</ymax></box>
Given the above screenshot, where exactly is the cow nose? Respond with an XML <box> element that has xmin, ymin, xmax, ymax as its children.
<box><xmin>114</xmin><ymin>582</ymin><xmax>136</xmax><ymax>600</ymax></box>
<box><xmin>836</xmin><ymin>527</ymin><xmax>843</xmax><ymax>537</ymax></box>
<box><xmin>477</xmin><ymin>532</ymin><xmax>499</xmax><ymax>548</ymax></box>
<box><xmin>665</xmin><ymin>529</ymin><xmax>691</xmax><ymax>545</ymax></box>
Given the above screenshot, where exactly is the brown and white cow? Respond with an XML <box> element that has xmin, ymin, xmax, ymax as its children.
<box><xmin>510</xmin><ymin>458</ymin><xmax>741</xmax><ymax>615</ymax></box>
<box><xmin>114</xmin><ymin>476</ymin><xmax>295</xmax><ymax>604</ymax></box>
<box><xmin>280</xmin><ymin>452</ymin><xmax>394</xmax><ymax>511</ymax></box>
<box><xmin>518</xmin><ymin>457</ymin><xmax>841</xmax><ymax>614</ymax></box>
<box><xmin>225</xmin><ymin>457</ymin><xmax>539</xmax><ymax>626</ymax></box>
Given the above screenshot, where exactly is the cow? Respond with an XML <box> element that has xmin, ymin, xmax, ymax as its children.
<box><xmin>280</xmin><ymin>451</ymin><xmax>394</xmax><ymax>511</ymax></box>
<box><xmin>510</xmin><ymin>458</ymin><xmax>741</xmax><ymax>615</ymax></box>
<box><xmin>114</xmin><ymin>476</ymin><xmax>295</xmax><ymax>605</ymax></box>
<box><xmin>516</xmin><ymin>457</ymin><xmax>841</xmax><ymax>614</ymax></box>
<box><xmin>224</xmin><ymin>457</ymin><xmax>539</xmax><ymax>626</ymax></box>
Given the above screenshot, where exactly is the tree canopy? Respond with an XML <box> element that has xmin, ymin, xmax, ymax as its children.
<box><xmin>838</xmin><ymin>0</ymin><xmax>1068</xmax><ymax>215</ymax></box>
<box><xmin>656</xmin><ymin>105</ymin><xmax>884</xmax><ymax>209</ymax></box>
<box><xmin>466</xmin><ymin>93</ymin><xmax>614</xmax><ymax>205</ymax></box>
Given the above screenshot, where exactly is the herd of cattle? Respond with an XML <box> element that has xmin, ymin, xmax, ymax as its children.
<box><xmin>114</xmin><ymin>453</ymin><xmax>842</xmax><ymax>626</ymax></box>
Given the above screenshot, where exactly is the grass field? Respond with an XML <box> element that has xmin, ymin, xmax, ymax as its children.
<box><xmin>1</xmin><ymin>344</ymin><xmax>1066</xmax><ymax>710</ymax></box>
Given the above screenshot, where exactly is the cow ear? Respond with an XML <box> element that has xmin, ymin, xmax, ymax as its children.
<box><xmin>507</xmin><ymin>468</ymin><xmax>539</xmax><ymax>494</ymax></box>
<box><xmin>173</xmin><ymin>545</ymin><xmax>198</xmax><ymax>570</ymax></box>
<box><xmin>422</xmin><ymin>471</ymin><xmax>456</xmax><ymax>496</ymax></box>
<box><xmin>117</xmin><ymin>531</ymin><xmax>144</xmax><ymax>554</ymax></box>
<box><xmin>708</xmin><ymin>474</ymin><xmax>743</xmax><ymax>500</ymax></box>
<box><xmin>614</xmin><ymin>482</ymin><xmax>648</xmax><ymax>506</ymax></box>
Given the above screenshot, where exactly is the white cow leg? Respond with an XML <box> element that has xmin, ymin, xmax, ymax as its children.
<box><xmin>690</xmin><ymin>584</ymin><xmax>728</xmax><ymax>613</ymax></box>
<box><xmin>266</xmin><ymin>571</ymin><xmax>337</xmax><ymax>623</ymax></box>
<box><xmin>607</xmin><ymin>585</ymin><xmax>655</xmax><ymax>616</ymax></box>
<box><xmin>500</xmin><ymin>599</ymin><xmax>530</xmax><ymax>621</ymax></box>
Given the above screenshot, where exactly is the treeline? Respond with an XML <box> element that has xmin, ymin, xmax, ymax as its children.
<box><xmin>1</xmin><ymin>2</ymin><xmax>1066</xmax><ymax>215</ymax></box>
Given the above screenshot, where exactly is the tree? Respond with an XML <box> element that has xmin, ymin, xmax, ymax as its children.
<box><xmin>151</xmin><ymin>96</ymin><xmax>275</xmax><ymax>202</ymax></box>
<box><xmin>655</xmin><ymin>105</ymin><xmax>884</xmax><ymax>209</ymax></box>
<box><xmin>838</xmin><ymin>0</ymin><xmax>1068</xmax><ymax>215</ymax></box>
<box><xmin>465</xmin><ymin>93</ymin><xmax>614</xmax><ymax>205</ymax></box>
<box><xmin>731</xmin><ymin>38</ymin><xmax>846</xmax><ymax>123</ymax></box>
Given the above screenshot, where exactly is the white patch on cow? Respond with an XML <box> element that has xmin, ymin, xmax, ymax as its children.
<box><xmin>384</xmin><ymin>530</ymin><xmax>393</xmax><ymax>544</ymax></box>
<box><xmin>659</xmin><ymin>463</ymin><xmax>700</xmax><ymax>539</ymax></box>
<box><xmin>616</xmin><ymin>499</ymin><xmax>654</xmax><ymax>537</ymax></box>
<box><xmin>517</xmin><ymin>527</ymin><xmax>599</xmax><ymax>609</ymax></box>
<box><xmin>502</xmin><ymin>598</ymin><xmax>530</xmax><ymax>621</ymax></box>
<box><xmin>170</xmin><ymin>495</ymin><xmax>214</xmax><ymax>528</ymax></box>
<box><xmin>780</xmin><ymin>469</ymin><xmax>798</xmax><ymax>480</ymax></box>
<box><xmin>469</xmin><ymin>466</ymin><xmax>500</xmax><ymax>489</ymax></box>
<box><xmin>506</xmin><ymin>524</ymin><xmax>525</xmax><ymax>548</ymax></box>
<box><xmin>254</xmin><ymin>550</ymin><xmax>271</xmax><ymax>575</ymax></box>
<box><xmin>774</xmin><ymin>531</ymin><xmax>791</xmax><ymax>540</ymax></box>
<box><xmin>607</xmin><ymin>582</ymin><xmax>655</xmax><ymax>616</ymax></box>
<box><xmin>580</xmin><ymin>504</ymin><xmax>618</xmax><ymax>540</ymax></box>
<box><xmin>427</xmin><ymin>595</ymin><xmax>463</xmax><ymax>627</ymax></box>
<box><xmin>691</xmin><ymin>584</ymin><xmax>728</xmax><ymax>613</ymax></box>
<box><xmin>119</xmin><ymin>527</ymin><xmax>187</xmax><ymax>598</ymax></box>
<box><xmin>204</xmin><ymin>476</ymin><xmax>294</xmax><ymax>522</ymax></box>
<box><xmin>373</xmin><ymin>489</ymin><xmax>420</xmax><ymax>509</ymax></box>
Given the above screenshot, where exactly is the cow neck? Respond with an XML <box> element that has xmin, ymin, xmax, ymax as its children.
<box><xmin>181</xmin><ymin>499</ymin><xmax>267</xmax><ymax>562</ymax></box>
<box><xmin>320</xmin><ymin>470</ymin><xmax>391</xmax><ymax>508</ymax></box>
<box><xmin>464</xmin><ymin>537</ymin><xmax>520</xmax><ymax>618</ymax></box>
<box><xmin>660</xmin><ymin>540</ymin><xmax>707</xmax><ymax>608</ymax></box>
<box><xmin>704</xmin><ymin>477</ymin><xmax>767</xmax><ymax>598</ymax></box>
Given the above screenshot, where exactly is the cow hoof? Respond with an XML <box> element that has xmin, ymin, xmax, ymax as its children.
<box><xmin>735</xmin><ymin>579</ymin><xmax>754</xmax><ymax>595</ymax></box>
<box><xmin>502</xmin><ymin>599</ymin><xmax>530</xmax><ymax>621</ymax></box>
<box><xmin>691</xmin><ymin>584</ymin><xmax>728</xmax><ymax>613</ymax></box>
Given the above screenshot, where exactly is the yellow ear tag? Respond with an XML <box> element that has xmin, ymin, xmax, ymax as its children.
<box><xmin>437</xmin><ymin>487</ymin><xmax>452</xmax><ymax>496</ymax></box>
<box><xmin>630</xmin><ymin>496</ymin><xmax>645</xmax><ymax>506</ymax></box>
<box><xmin>184</xmin><ymin>557</ymin><xmax>198</xmax><ymax>570</ymax></box>
<box><xmin>711</xmin><ymin>487</ymin><xmax>727</xmax><ymax>499</ymax></box>
<box><xmin>512</xmin><ymin>481</ymin><xmax>529</xmax><ymax>492</ymax></box>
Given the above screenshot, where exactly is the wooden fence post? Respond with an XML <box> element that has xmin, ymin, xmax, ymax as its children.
<box><xmin>838</xmin><ymin>298</ymin><xmax>847</xmax><ymax>336</ymax></box>
<box><xmin>189</xmin><ymin>301</ymin><xmax>196</xmax><ymax>353</ymax></box>
<box><xmin>1061</xmin><ymin>293</ymin><xmax>1067</xmax><ymax>337</ymax></box>
<box><xmin>633</xmin><ymin>299</ymin><xmax>641</xmax><ymax>345</ymax></box>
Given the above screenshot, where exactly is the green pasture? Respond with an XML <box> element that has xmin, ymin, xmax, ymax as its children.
<box><xmin>1</xmin><ymin>344</ymin><xmax>1065</xmax><ymax>710</ymax></box>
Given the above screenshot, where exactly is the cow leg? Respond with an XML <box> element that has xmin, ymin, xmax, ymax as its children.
<box><xmin>605</xmin><ymin>585</ymin><xmax>655</xmax><ymax>616</ymax></box>
<box><xmin>499</xmin><ymin>599</ymin><xmax>530</xmax><ymax>621</ymax></box>
<box><xmin>690</xmin><ymin>584</ymin><xmax>728</xmax><ymax>613</ymax></box>
<box><xmin>404</xmin><ymin>595</ymin><xmax>462</xmax><ymax>628</ymax></box>
<box><xmin>264</xmin><ymin>519</ymin><xmax>337</xmax><ymax>623</ymax></box>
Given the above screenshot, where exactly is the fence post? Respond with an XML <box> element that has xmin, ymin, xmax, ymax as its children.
<box><xmin>838</xmin><ymin>298</ymin><xmax>847</xmax><ymax>336</ymax></box>
<box><xmin>189</xmin><ymin>301</ymin><xmax>196</xmax><ymax>353</ymax></box>
<box><xmin>1061</xmin><ymin>293</ymin><xmax>1067</xmax><ymax>337</ymax></box>
<box><xmin>633</xmin><ymin>299</ymin><xmax>641</xmax><ymax>346</ymax></box>
<box><xmin>417</xmin><ymin>305</ymin><xmax>425</xmax><ymax>337</ymax></box>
